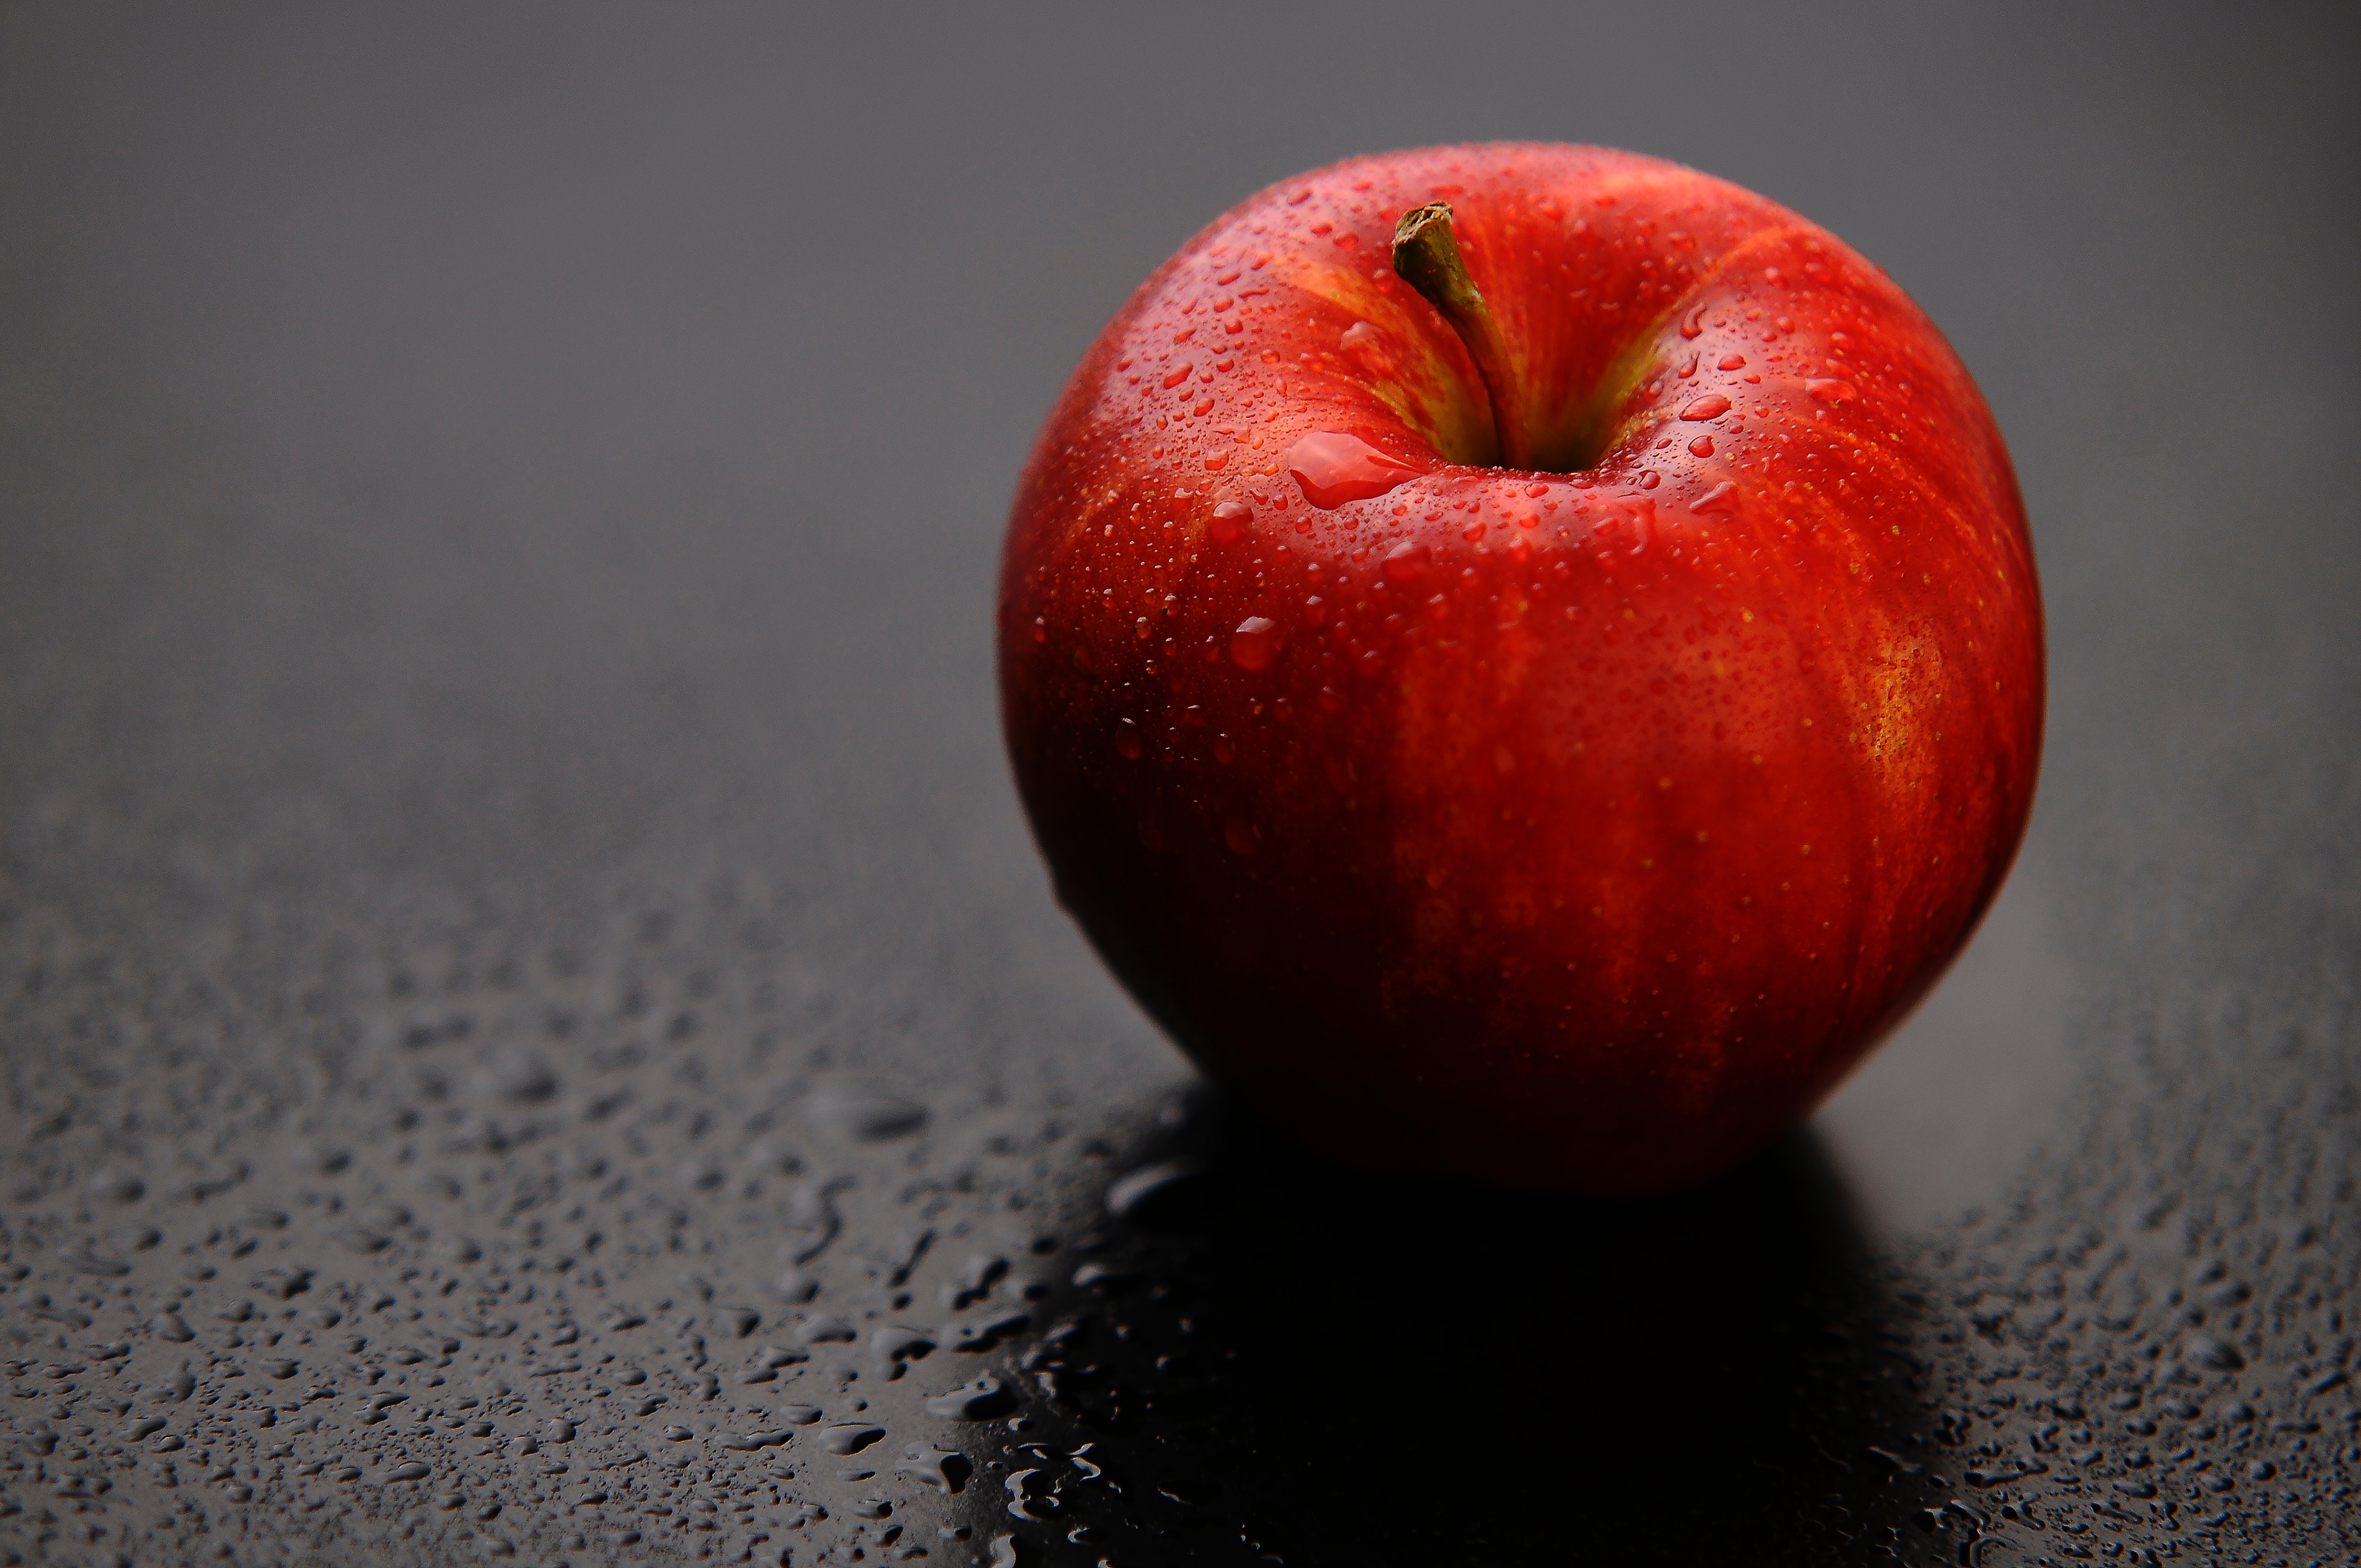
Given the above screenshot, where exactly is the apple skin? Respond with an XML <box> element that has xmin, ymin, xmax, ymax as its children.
<box><xmin>998</xmin><ymin>143</ymin><xmax>2042</xmax><ymax>1194</ymax></box>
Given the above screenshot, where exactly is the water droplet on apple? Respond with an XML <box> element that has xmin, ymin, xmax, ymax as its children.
<box><xmin>1209</xmin><ymin>500</ymin><xmax>1253</xmax><ymax>543</ymax></box>
<box><xmin>1690</xmin><ymin>480</ymin><xmax>1740</xmax><ymax>515</ymax></box>
<box><xmin>1230</xmin><ymin>617</ymin><xmax>1279</xmax><ymax>670</ymax></box>
<box><xmin>1805</xmin><ymin>377</ymin><xmax>1856</xmax><ymax>403</ymax></box>
<box><xmin>1224</xmin><ymin>818</ymin><xmax>1258</xmax><ymax>856</ymax></box>
<box><xmin>1114</xmin><ymin>720</ymin><xmax>1144</xmax><ymax>759</ymax></box>
<box><xmin>1678</xmin><ymin>393</ymin><xmax>1732</xmax><ymax>421</ymax></box>
<box><xmin>1381</xmin><ymin>541</ymin><xmax>1429</xmax><ymax>585</ymax></box>
<box><xmin>1286</xmin><ymin>432</ymin><xmax>1421</xmax><ymax>509</ymax></box>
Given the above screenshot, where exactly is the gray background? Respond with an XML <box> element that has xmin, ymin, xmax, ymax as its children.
<box><xmin>2</xmin><ymin>5</ymin><xmax>2355</xmax><ymax>1565</ymax></box>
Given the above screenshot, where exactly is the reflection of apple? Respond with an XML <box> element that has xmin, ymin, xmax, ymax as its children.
<box><xmin>997</xmin><ymin>143</ymin><xmax>2043</xmax><ymax>1193</ymax></box>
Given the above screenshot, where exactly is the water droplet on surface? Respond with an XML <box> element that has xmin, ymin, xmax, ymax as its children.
<box><xmin>1006</xmin><ymin>1467</ymin><xmax>1059</xmax><ymax>1519</ymax></box>
<box><xmin>1687</xmin><ymin>434</ymin><xmax>1714</xmax><ymax>458</ymax></box>
<box><xmin>785</xmin><ymin>1178</ymin><xmax>839</xmax><ymax>1232</ymax></box>
<box><xmin>1223</xmin><ymin>818</ymin><xmax>1258</xmax><ymax>857</ymax></box>
<box><xmin>1104</xmin><ymin>1158</ymin><xmax>1212</xmax><ymax>1228</ymax></box>
<box><xmin>923</xmin><ymin>1375</ymin><xmax>1015</xmax><ymax>1420</ymax></box>
<box><xmin>1230</xmin><ymin>617</ymin><xmax>1278</xmax><ymax>671</ymax></box>
<box><xmin>87</xmin><ymin>1168</ymin><xmax>144</xmax><ymax>1204</ymax></box>
<box><xmin>799</xmin><ymin>1315</ymin><xmax>861</xmax><ymax>1344</ymax></box>
<box><xmin>820</xmin><ymin>1423</ymin><xmax>886</xmax><ymax>1455</ymax></box>
<box><xmin>720</xmin><ymin>1428</ymin><xmax>793</xmax><ymax>1451</ymax></box>
<box><xmin>1209</xmin><ymin>500</ymin><xmax>1254</xmax><ymax>544</ymax></box>
<box><xmin>1678</xmin><ymin>393</ymin><xmax>1732</xmax><ymax>421</ymax></box>
<box><xmin>112</xmin><ymin>1222</ymin><xmax>160</xmax><ymax>1252</ymax></box>
<box><xmin>1114</xmin><ymin>718</ymin><xmax>1144</xmax><ymax>759</ymax></box>
<box><xmin>385</xmin><ymin>1462</ymin><xmax>431</xmax><ymax>1483</ymax></box>
<box><xmin>1286</xmin><ymin>432</ymin><xmax>1420</xmax><ymax>509</ymax></box>
<box><xmin>488</xmin><ymin>1050</ymin><xmax>558</xmax><ymax>1102</ymax></box>
<box><xmin>2188</xmin><ymin>1336</ymin><xmax>2245</xmax><ymax>1370</ymax></box>
<box><xmin>871</xmin><ymin>1325</ymin><xmax>937</xmax><ymax>1373</ymax></box>
<box><xmin>1805</xmin><ymin>377</ymin><xmax>1855</xmax><ymax>402</ymax></box>
<box><xmin>806</xmin><ymin>1086</ymin><xmax>926</xmax><ymax>1141</ymax></box>
<box><xmin>952</xmin><ymin>1308</ymin><xmax>1031</xmax><ymax>1351</ymax></box>
<box><xmin>898</xmin><ymin>1444</ymin><xmax>973</xmax><ymax>1493</ymax></box>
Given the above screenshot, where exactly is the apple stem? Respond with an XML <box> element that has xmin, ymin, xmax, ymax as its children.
<box><xmin>1391</xmin><ymin>202</ymin><xmax>1532</xmax><ymax>470</ymax></box>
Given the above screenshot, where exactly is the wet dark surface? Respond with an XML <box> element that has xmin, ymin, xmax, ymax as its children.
<box><xmin>3</xmin><ymin>6</ymin><xmax>2358</xmax><ymax>1565</ymax></box>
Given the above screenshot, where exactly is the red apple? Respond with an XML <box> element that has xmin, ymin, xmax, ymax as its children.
<box><xmin>997</xmin><ymin>143</ymin><xmax>2043</xmax><ymax>1193</ymax></box>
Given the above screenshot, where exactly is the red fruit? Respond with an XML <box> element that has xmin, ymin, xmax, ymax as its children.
<box><xmin>997</xmin><ymin>143</ymin><xmax>2043</xmax><ymax>1194</ymax></box>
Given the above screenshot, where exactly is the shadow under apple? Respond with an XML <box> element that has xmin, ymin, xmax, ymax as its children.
<box><xmin>956</xmin><ymin>1086</ymin><xmax>1954</xmax><ymax>1566</ymax></box>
